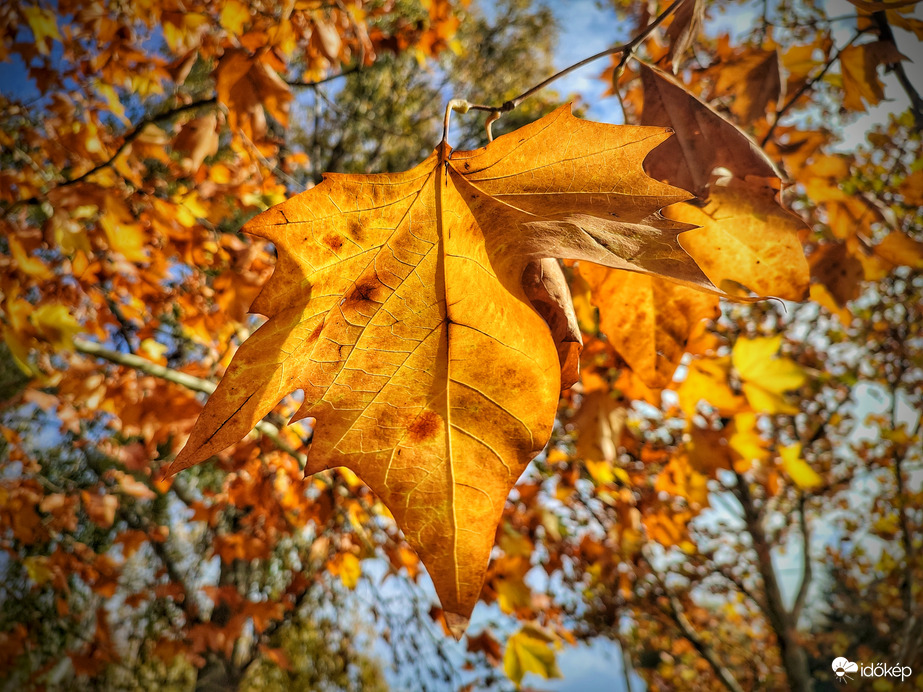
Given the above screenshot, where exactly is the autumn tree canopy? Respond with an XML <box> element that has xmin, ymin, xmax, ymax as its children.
<box><xmin>1</xmin><ymin>0</ymin><xmax>921</xmax><ymax>690</ymax></box>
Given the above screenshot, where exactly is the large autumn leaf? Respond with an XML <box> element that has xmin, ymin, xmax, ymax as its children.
<box><xmin>170</xmin><ymin>105</ymin><xmax>719</xmax><ymax>633</ymax></box>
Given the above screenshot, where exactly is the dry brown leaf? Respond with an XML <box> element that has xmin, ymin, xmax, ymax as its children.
<box><xmin>522</xmin><ymin>259</ymin><xmax>582</xmax><ymax>390</ymax></box>
<box><xmin>639</xmin><ymin>63</ymin><xmax>780</xmax><ymax>197</ymax></box>
<box><xmin>170</xmin><ymin>105</ymin><xmax>720</xmax><ymax>631</ymax></box>
<box><xmin>665</xmin><ymin>0</ymin><xmax>704</xmax><ymax>71</ymax></box>
<box><xmin>713</xmin><ymin>48</ymin><xmax>782</xmax><ymax>124</ymax></box>
<box><xmin>665</xmin><ymin>181</ymin><xmax>810</xmax><ymax>300</ymax></box>
<box><xmin>845</xmin><ymin>0</ymin><xmax>921</xmax><ymax>11</ymax></box>
<box><xmin>839</xmin><ymin>41</ymin><xmax>906</xmax><ymax>111</ymax></box>
<box><xmin>578</xmin><ymin>262</ymin><xmax>719</xmax><ymax>389</ymax></box>
<box><xmin>810</xmin><ymin>242</ymin><xmax>863</xmax><ymax>306</ymax></box>
<box><xmin>573</xmin><ymin>389</ymin><xmax>627</xmax><ymax>464</ymax></box>
<box><xmin>172</xmin><ymin>113</ymin><xmax>219</xmax><ymax>174</ymax></box>
<box><xmin>313</xmin><ymin>19</ymin><xmax>343</xmax><ymax>62</ymax></box>
<box><xmin>215</xmin><ymin>49</ymin><xmax>292</xmax><ymax>140</ymax></box>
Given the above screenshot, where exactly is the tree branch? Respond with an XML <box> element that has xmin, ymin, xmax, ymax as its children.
<box><xmin>732</xmin><ymin>470</ymin><xmax>812</xmax><ymax>691</ymax></box>
<box><xmin>653</xmin><ymin>573</ymin><xmax>745</xmax><ymax>692</ymax></box>
<box><xmin>791</xmin><ymin>493</ymin><xmax>812</xmax><ymax>625</ymax></box>
<box><xmin>73</xmin><ymin>337</ymin><xmax>307</xmax><ymax>467</ymax></box>
<box><xmin>285</xmin><ymin>62</ymin><xmax>370</xmax><ymax>89</ymax></box>
<box><xmin>872</xmin><ymin>10</ymin><xmax>923</xmax><ymax>131</ymax></box>
<box><xmin>10</xmin><ymin>97</ymin><xmax>218</xmax><ymax>216</ymax></box>
<box><xmin>449</xmin><ymin>0</ymin><xmax>684</xmax><ymax>136</ymax></box>
<box><xmin>761</xmin><ymin>29</ymin><xmax>865</xmax><ymax>147</ymax></box>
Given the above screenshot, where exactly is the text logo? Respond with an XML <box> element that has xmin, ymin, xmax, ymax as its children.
<box><xmin>832</xmin><ymin>657</ymin><xmax>913</xmax><ymax>684</ymax></box>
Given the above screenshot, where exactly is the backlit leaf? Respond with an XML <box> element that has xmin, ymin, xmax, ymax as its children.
<box><xmin>665</xmin><ymin>182</ymin><xmax>810</xmax><ymax>300</ymax></box>
<box><xmin>732</xmin><ymin>335</ymin><xmax>806</xmax><ymax>414</ymax></box>
<box><xmin>579</xmin><ymin>261</ymin><xmax>719</xmax><ymax>388</ymax></box>
<box><xmin>171</xmin><ymin>106</ymin><xmax>721</xmax><ymax>628</ymax></box>
<box><xmin>503</xmin><ymin>625</ymin><xmax>561</xmax><ymax>687</ymax></box>
<box><xmin>779</xmin><ymin>443</ymin><xmax>822</xmax><ymax>489</ymax></box>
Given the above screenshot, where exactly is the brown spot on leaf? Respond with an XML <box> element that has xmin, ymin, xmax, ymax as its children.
<box><xmin>347</xmin><ymin>218</ymin><xmax>363</xmax><ymax>243</ymax></box>
<box><xmin>407</xmin><ymin>410</ymin><xmax>442</xmax><ymax>443</ymax></box>
<box><xmin>324</xmin><ymin>234</ymin><xmax>343</xmax><ymax>252</ymax></box>
<box><xmin>344</xmin><ymin>277</ymin><xmax>382</xmax><ymax>306</ymax></box>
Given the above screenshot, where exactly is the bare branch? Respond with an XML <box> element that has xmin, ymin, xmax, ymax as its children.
<box><xmin>791</xmin><ymin>493</ymin><xmax>812</xmax><ymax>625</ymax></box>
<box><xmin>461</xmin><ymin>0</ymin><xmax>685</xmax><ymax>127</ymax></box>
<box><xmin>650</xmin><ymin>568</ymin><xmax>745</xmax><ymax>692</ymax></box>
<box><xmin>762</xmin><ymin>29</ymin><xmax>865</xmax><ymax>146</ymax></box>
<box><xmin>732</xmin><ymin>470</ymin><xmax>812</xmax><ymax>691</ymax></box>
<box><xmin>872</xmin><ymin>11</ymin><xmax>923</xmax><ymax>131</ymax></box>
<box><xmin>9</xmin><ymin>98</ymin><xmax>218</xmax><ymax>217</ymax></box>
<box><xmin>73</xmin><ymin>337</ymin><xmax>307</xmax><ymax>467</ymax></box>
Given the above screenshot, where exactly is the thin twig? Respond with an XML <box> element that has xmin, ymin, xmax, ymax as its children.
<box><xmin>761</xmin><ymin>29</ymin><xmax>864</xmax><ymax>146</ymax></box>
<box><xmin>456</xmin><ymin>0</ymin><xmax>684</xmax><ymax>133</ymax></box>
<box><xmin>285</xmin><ymin>63</ymin><xmax>367</xmax><ymax>89</ymax></box>
<box><xmin>648</xmin><ymin>564</ymin><xmax>745</xmax><ymax>692</ymax></box>
<box><xmin>872</xmin><ymin>10</ymin><xmax>923</xmax><ymax>131</ymax></box>
<box><xmin>73</xmin><ymin>337</ymin><xmax>307</xmax><ymax>467</ymax></box>
<box><xmin>6</xmin><ymin>97</ymin><xmax>218</xmax><ymax>218</ymax></box>
<box><xmin>790</xmin><ymin>493</ymin><xmax>812</xmax><ymax>625</ymax></box>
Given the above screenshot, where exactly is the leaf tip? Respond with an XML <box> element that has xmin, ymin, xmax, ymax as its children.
<box><xmin>444</xmin><ymin>611</ymin><xmax>470</xmax><ymax>641</ymax></box>
<box><xmin>241</xmin><ymin>205</ymin><xmax>289</xmax><ymax>237</ymax></box>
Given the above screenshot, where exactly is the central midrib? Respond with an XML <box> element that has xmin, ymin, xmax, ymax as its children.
<box><xmin>435</xmin><ymin>149</ymin><xmax>460</xmax><ymax>603</ymax></box>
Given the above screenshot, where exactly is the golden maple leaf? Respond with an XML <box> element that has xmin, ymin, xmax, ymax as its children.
<box><xmin>170</xmin><ymin>105</ymin><xmax>720</xmax><ymax>634</ymax></box>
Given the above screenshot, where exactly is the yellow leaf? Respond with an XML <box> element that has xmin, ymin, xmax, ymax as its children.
<box><xmin>23</xmin><ymin>556</ymin><xmax>53</xmax><ymax>586</ymax></box>
<box><xmin>30</xmin><ymin>304</ymin><xmax>80</xmax><ymax>350</ymax></box>
<box><xmin>2</xmin><ymin>326</ymin><xmax>34</xmax><ymax>375</ymax></box>
<box><xmin>496</xmin><ymin>575</ymin><xmax>532</xmax><ymax>614</ymax></box>
<box><xmin>732</xmin><ymin>336</ymin><xmax>806</xmax><ymax>414</ymax></box>
<box><xmin>328</xmin><ymin>553</ymin><xmax>361</xmax><ymax>589</ymax></box>
<box><xmin>503</xmin><ymin>626</ymin><xmax>561</xmax><ymax>688</ymax></box>
<box><xmin>23</xmin><ymin>6</ymin><xmax>61</xmax><ymax>55</ymax></box>
<box><xmin>8</xmin><ymin>236</ymin><xmax>53</xmax><ymax>280</ymax></box>
<box><xmin>140</xmin><ymin>338</ymin><xmax>168</xmax><ymax>364</ymax></box>
<box><xmin>782</xmin><ymin>43</ymin><xmax>823</xmax><ymax>83</ymax></box>
<box><xmin>809</xmin><ymin>283</ymin><xmax>853</xmax><ymax>325</ymax></box>
<box><xmin>99</xmin><ymin>198</ymin><xmax>148</xmax><ymax>263</ymax></box>
<box><xmin>677</xmin><ymin>356</ymin><xmax>744</xmax><ymax>416</ymax></box>
<box><xmin>874</xmin><ymin>231</ymin><xmax>923</xmax><ymax>269</ymax></box>
<box><xmin>666</xmin><ymin>182</ymin><xmax>810</xmax><ymax>300</ymax></box>
<box><xmin>567</xmin><ymin>267</ymin><xmax>598</xmax><ymax>334</ymax></box>
<box><xmin>729</xmin><ymin>412</ymin><xmax>770</xmax><ymax>471</ymax></box>
<box><xmin>95</xmin><ymin>82</ymin><xmax>128</xmax><ymax>125</ymax></box>
<box><xmin>780</xmin><ymin>443</ymin><xmax>822</xmax><ymax>489</ymax></box>
<box><xmin>219</xmin><ymin>0</ymin><xmax>250</xmax><ymax>36</ymax></box>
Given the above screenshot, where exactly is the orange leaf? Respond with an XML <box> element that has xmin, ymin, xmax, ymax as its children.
<box><xmin>81</xmin><ymin>491</ymin><xmax>118</xmax><ymax>528</ymax></box>
<box><xmin>259</xmin><ymin>644</ymin><xmax>293</xmax><ymax>671</ymax></box>
<box><xmin>579</xmin><ymin>262</ymin><xmax>719</xmax><ymax>388</ymax></box>
<box><xmin>666</xmin><ymin>182</ymin><xmax>810</xmax><ymax>300</ymax></box>
<box><xmin>839</xmin><ymin>41</ymin><xmax>906</xmax><ymax>111</ymax></box>
<box><xmin>713</xmin><ymin>48</ymin><xmax>781</xmax><ymax>123</ymax></box>
<box><xmin>171</xmin><ymin>106</ymin><xmax>728</xmax><ymax>630</ymax></box>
